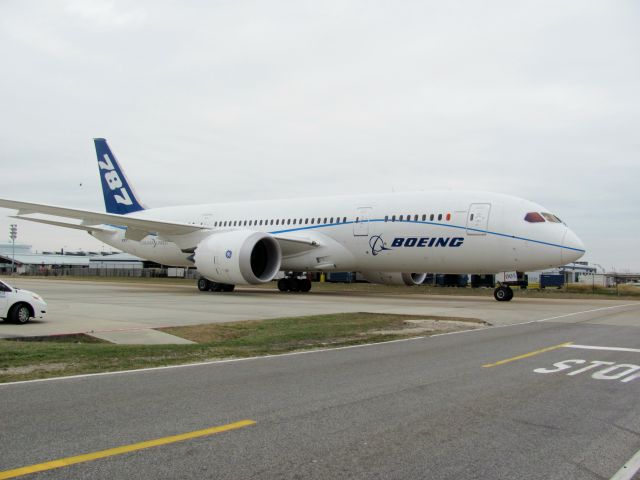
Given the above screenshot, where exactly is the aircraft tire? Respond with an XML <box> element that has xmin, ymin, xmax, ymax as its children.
<box><xmin>197</xmin><ymin>278</ymin><xmax>211</xmax><ymax>292</ymax></box>
<box><xmin>277</xmin><ymin>278</ymin><xmax>290</xmax><ymax>292</ymax></box>
<box><xmin>299</xmin><ymin>279</ymin><xmax>312</xmax><ymax>292</ymax></box>
<box><xmin>289</xmin><ymin>278</ymin><xmax>300</xmax><ymax>292</ymax></box>
<box><xmin>505</xmin><ymin>286</ymin><xmax>514</xmax><ymax>301</ymax></box>
<box><xmin>494</xmin><ymin>286</ymin><xmax>513</xmax><ymax>302</ymax></box>
<box><xmin>222</xmin><ymin>284</ymin><xmax>235</xmax><ymax>292</ymax></box>
<box><xmin>210</xmin><ymin>282</ymin><xmax>225</xmax><ymax>292</ymax></box>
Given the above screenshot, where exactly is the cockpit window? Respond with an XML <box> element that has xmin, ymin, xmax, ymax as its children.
<box><xmin>524</xmin><ymin>212</ymin><xmax>545</xmax><ymax>223</ymax></box>
<box><xmin>541</xmin><ymin>212</ymin><xmax>562</xmax><ymax>223</ymax></box>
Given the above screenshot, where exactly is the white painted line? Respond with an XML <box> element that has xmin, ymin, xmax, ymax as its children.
<box><xmin>565</xmin><ymin>345</ymin><xmax>640</xmax><ymax>354</ymax></box>
<box><xmin>2</xmin><ymin>303</ymin><xmax>637</xmax><ymax>387</ymax></box>
<box><xmin>610</xmin><ymin>448</ymin><xmax>640</xmax><ymax>480</ymax></box>
<box><xmin>432</xmin><ymin>303</ymin><xmax>639</xmax><ymax>338</ymax></box>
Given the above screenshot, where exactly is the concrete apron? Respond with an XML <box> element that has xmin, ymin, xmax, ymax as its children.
<box><xmin>88</xmin><ymin>329</ymin><xmax>195</xmax><ymax>345</ymax></box>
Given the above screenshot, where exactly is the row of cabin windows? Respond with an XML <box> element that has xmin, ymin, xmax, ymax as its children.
<box><xmin>208</xmin><ymin>213</ymin><xmax>453</xmax><ymax>228</ymax></box>
<box><xmin>213</xmin><ymin>217</ymin><xmax>348</xmax><ymax>228</ymax></box>
<box><xmin>384</xmin><ymin>213</ymin><xmax>451</xmax><ymax>223</ymax></box>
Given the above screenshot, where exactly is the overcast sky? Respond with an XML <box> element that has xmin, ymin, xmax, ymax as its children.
<box><xmin>0</xmin><ymin>1</ymin><xmax>638</xmax><ymax>271</ymax></box>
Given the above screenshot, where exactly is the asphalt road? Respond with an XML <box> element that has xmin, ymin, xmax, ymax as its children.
<box><xmin>1</xmin><ymin>301</ymin><xmax>639</xmax><ymax>479</ymax></box>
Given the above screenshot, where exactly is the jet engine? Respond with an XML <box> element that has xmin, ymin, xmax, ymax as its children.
<box><xmin>194</xmin><ymin>231</ymin><xmax>281</xmax><ymax>285</ymax></box>
<box><xmin>360</xmin><ymin>272</ymin><xmax>427</xmax><ymax>286</ymax></box>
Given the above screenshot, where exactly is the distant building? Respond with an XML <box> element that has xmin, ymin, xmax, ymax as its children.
<box><xmin>0</xmin><ymin>243</ymin><xmax>145</xmax><ymax>274</ymax></box>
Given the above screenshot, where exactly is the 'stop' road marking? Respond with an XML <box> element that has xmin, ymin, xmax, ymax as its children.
<box><xmin>482</xmin><ymin>342</ymin><xmax>573</xmax><ymax>368</ymax></box>
<box><xmin>0</xmin><ymin>419</ymin><xmax>256</xmax><ymax>480</ymax></box>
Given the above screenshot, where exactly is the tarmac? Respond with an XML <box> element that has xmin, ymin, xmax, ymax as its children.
<box><xmin>1</xmin><ymin>278</ymin><xmax>638</xmax><ymax>344</ymax></box>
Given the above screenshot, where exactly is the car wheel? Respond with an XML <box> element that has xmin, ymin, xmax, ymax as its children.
<box><xmin>10</xmin><ymin>303</ymin><xmax>32</xmax><ymax>324</ymax></box>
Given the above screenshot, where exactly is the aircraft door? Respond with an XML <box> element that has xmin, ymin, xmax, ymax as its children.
<box><xmin>466</xmin><ymin>203</ymin><xmax>491</xmax><ymax>235</ymax></box>
<box><xmin>353</xmin><ymin>207</ymin><xmax>372</xmax><ymax>236</ymax></box>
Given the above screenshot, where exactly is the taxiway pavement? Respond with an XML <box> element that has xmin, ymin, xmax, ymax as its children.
<box><xmin>0</xmin><ymin>279</ymin><xmax>637</xmax><ymax>344</ymax></box>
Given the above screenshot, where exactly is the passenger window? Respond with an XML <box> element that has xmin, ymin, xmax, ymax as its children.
<box><xmin>276</xmin><ymin>219</ymin><xmax>280</xmax><ymax>225</ymax></box>
<box><xmin>305</xmin><ymin>218</ymin><xmax>309</xmax><ymax>224</ymax></box>
<box><xmin>438</xmin><ymin>214</ymin><xmax>442</xmax><ymax>221</ymax></box>
<box><xmin>430</xmin><ymin>214</ymin><xmax>434</xmax><ymax>221</ymax></box>
<box><xmin>330</xmin><ymin>217</ymin><xmax>334</xmax><ymax>223</ymax></box>
<box><xmin>446</xmin><ymin>213</ymin><xmax>451</xmax><ymax>221</ymax></box>
<box><xmin>343</xmin><ymin>217</ymin><xmax>347</xmax><ymax>223</ymax></box>
<box><xmin>399</xmin><ymin>215</ymin><xmax>403</xmax><ymax>221</ymax></box>
<box><xmin>385</xmin><ymin>215</ymin><xmax>388</xmax><ymax>222</ymax></box>
<box><xmin>287</xmin><ymin>219</ymin><xmax>291</xmax><ymax>225</ymax></box>
<box><xmin>392</xmin><ymin>215</ymin><xmax>396</xmax><ymax>222</ymax></box>
<box><xmin>525</xmin><ymin>212</ymin><xmax>546</xmax><ymax>223</ymax></box>
<box><xmin>311</xmin><ymin>218</ymin><xmax>315</xmax><ymax>224</ymax></box>
<box><xmin>422</xmin><ymin>214</ymin><xmax>426</xmax><ymax>221</ymax></box>
<box><xmin>414</xmin><ymin>215</ymin><xmax>418</xmax><ymax>221</ymax></box>
<box><xmin>324</xmin><ymin>217</ymin><xmax>327</xmax><ymax>223</ymax></box>
<box><xmin>317</xmin><ymin>218</ymin><xmax>321</xmax><ymax>224</ymax></box>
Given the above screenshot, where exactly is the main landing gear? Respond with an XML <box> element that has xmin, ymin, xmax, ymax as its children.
<box><xmin>277</xmin><ymin>273</ymin><xmax>312</xmax><ymax>293</ymax></box>
<box><xmin>197</xmin><ymin>277</ymin><xmax>235</xmax><ymax>293</ymax></box>
<box><xmin>493</xmin><ymin>285</ymin><xmax>514</xmax><ymax>302</ymax></box>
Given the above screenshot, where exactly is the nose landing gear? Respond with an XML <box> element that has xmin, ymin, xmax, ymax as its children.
<box><xmin>493</xmin><ymin>285</ymin><xmax>514</xmax><ymax>302</ymax></box>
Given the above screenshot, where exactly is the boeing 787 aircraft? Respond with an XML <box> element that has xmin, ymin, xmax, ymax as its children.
<box><xmin>0</xmin><ymin>139</ymin><xmax>585</xmax><ymax>301</ymax></box>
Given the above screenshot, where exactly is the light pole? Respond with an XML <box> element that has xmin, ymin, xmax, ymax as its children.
<box><xmin>9</xmin><ymin>224</ymin><xmax>17</xmax><ymax>274</ymax></box>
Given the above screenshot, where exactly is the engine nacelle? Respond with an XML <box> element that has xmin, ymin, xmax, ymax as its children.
<box><xmin>360</xmin><ymin>272</ymin><xmax>427</xmax><ymax>286</ymax></box>
<box><xmin>194</xmin><ymin>231</ymin><xmax>282</xmax><ymax>285</ymax></box>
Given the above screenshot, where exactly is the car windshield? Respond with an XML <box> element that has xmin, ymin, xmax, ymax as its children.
<box><xmin>0</xmin><ymin>280</ymin><xmax>12</xmax><ymax>292</ymax></box>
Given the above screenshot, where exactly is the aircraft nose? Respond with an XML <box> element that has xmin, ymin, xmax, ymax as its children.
<box><xmin>561</xmin><ymin>228</ymin><xmax>586</xmax><ymax>263</ymax></box>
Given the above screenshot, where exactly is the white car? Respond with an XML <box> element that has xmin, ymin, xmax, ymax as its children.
<box><xmin>0</xmin><ymin>279</ymin><xmax>47</xmax><ymax>324</ymax></box>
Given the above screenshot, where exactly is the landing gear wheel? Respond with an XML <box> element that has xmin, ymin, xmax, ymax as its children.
<box><xmin>277</xmin><ymin>278</ymin><xmax>290</xmax><ymax>292</ymax></box>
<box><xmin>210</xmin><ymin>282</ymin><xmax>224</xmax><ymax>292</ymax></box>
<box><xmin>494</xmin><ymin>286</ymin><xmax>514</xmax><ymax>302</ymax></box>
<box><xmin>289</xmin><ymin>278</ymin><xmax>300</xmax><ymax>292</ymax></box>
<box><xmin>221</xmin><ymin>284</ymin><xmax>235</xmax><ymax>292</ymax></box>
<box><xmin>197</xmin><ymin>278</ymin><xmax>211</xmax><ymax>292</ymax></box>
<box><xmin>10</xmin><ymin>304</ymin><xmax>31</xmax><ymax>324</ymax></box>
<box><xmin>299</xmin><ymin>279</ymin><xmax>312</xmax><ymax>293</ymax></box>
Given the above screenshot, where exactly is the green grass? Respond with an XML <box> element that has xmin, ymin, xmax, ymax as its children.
<box><xmin>0</xmin><ymin>313</ymin><xmax>482</xmax><ymax>383</ymax></box>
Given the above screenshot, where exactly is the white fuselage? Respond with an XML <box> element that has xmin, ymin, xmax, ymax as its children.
<box><xmin>91</xmin><ymin>190</ymin><xmax>585</xmax><ymax>275</ymax></box>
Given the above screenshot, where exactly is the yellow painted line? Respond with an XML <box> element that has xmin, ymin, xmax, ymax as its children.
<box><xmin>0</xmin><ymin>419</ymin><xmax>256</xmax><ymax>480</ymax></box>
<box><xmin>482</xmin><ymin>342</ymin><xmax>573</xmax><ymax>368</ymax></box>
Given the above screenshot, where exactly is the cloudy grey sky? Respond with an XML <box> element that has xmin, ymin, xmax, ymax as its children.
<box><xmin>1</xmin><ymin>1</ymin><xmax>638</xmax><ymax>270</ymax></box>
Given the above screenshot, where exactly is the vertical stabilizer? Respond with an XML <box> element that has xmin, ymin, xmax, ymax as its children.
<box><xmin>93</xmin><ymin>138</ymin><xmax>146</xmax><ymax>214</ymax></box>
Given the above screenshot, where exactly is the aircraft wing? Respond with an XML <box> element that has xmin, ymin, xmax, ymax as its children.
<box><xmin>0</xmin><ymin>198</ymin><xmax>322</xmax><ymax>254</ymax></box>
<box><xmin>9</xmin><ymin>215</ymin><xmax>112</xmax><ymax>233</ymax></box>
<box><xmin>0</xmin><ymin>198</ymin><xmax>205</xmax><ymax>237</ymax></box>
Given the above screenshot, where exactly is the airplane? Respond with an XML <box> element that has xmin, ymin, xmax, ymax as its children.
<box><xmin>0</xmin><ymin>139</ymin><xmax>585</xmax><ymax>301</ymax></box>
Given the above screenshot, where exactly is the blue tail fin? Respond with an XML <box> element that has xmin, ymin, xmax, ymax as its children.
<box><xmin>94</xmin><ymin>138</ymin><xmax>146</xmax><ymax>215</ymax></box>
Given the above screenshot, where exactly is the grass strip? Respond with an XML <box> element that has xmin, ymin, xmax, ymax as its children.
<box><xmin>0</xmin><ymin>313</ymin><xmax>481</xmax><ymax>383</ymax></box>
